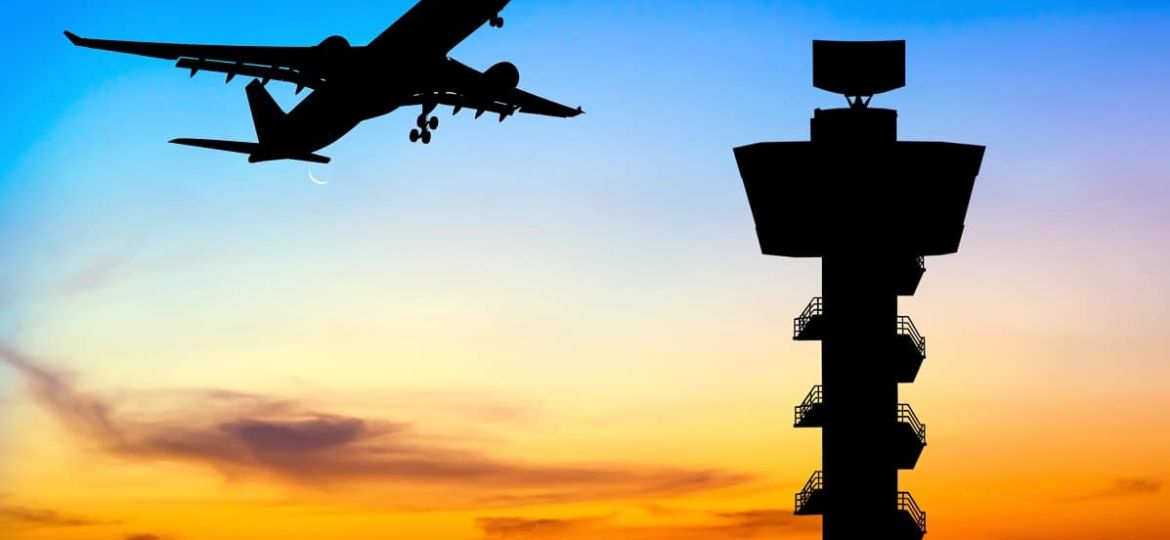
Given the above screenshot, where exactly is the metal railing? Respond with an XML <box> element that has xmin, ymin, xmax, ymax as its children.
<box><xmin>794</xmin><ymin>385</ymin><xmax>824</xmax><ymax>425</ymax></box>
<box><xmin>896</xmin><ymin>316</ymin><xmax>926</xmax><ymax>357</ymax></box>
<box><xmin>794</xmin><ymin>470</ymin><xmax>824</xmax><ymax>512</ymax></box>
<box><xmin>898</xmin><ymin>491</ymin><xmax>927</xmax><ymax>532</ymax></box>
<box><xmin>897</xmin><ymin>403</ymin><xmax>927</xmax><ymax>444</ymax></box>
<box><xmin>793</xmin><ymin>297</ymin><xmax>823</xmax><ymax>338</ymax></box>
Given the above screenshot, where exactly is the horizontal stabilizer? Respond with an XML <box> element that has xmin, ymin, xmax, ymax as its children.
<box><xmin>169</xmin><ymin>138</ymin><xmax>330</xmax><ymax>164</ymax></box>
<box><xmin>170</xmin><ymin>138</ymin><xmax>261</xmax><ymax>154</ymax></box>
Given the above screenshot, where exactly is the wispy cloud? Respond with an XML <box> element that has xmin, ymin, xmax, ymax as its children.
<box><xmin>0</xmin><ymin>344</ymin><xmax>751</xmax><ymax>509</ymax></box>
<box><xmin>477</xmin><ymin>515</ymin><xmax>611</xmax><ymax>539</ymax></box>
<box><xmin>124</xmin><ymin>534</ymin><xmax>164</xmax><ymax>540</ymax></box>
<box><xmin>474</xmin><ymin>509</ymin><xmax>815</xmax><ymax>540</ymax></box>
<box><xmin>55</xmin><ymin>248</ymin><xmax>137</xmax><ymax>298</ymax></box>
<box><xmin>0</xmin><ymin>248</ymin><xmax>140</xmax><ymax>314</ymax></box>
<box><xmin>1058</xmin><ymin>477</ymin><xmax>1163</xmax><ymax>502</ymax></box>
<box><xmin>0</xmin><ymin>504</ymin><xmax>115</xmax><ymax>529</ymax></box>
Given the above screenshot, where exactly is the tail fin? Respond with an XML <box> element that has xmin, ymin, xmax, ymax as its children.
<box><xmin>245</xmin><ymin>79</ymin><xmax>285</xmax><ymax>143</ymax></box>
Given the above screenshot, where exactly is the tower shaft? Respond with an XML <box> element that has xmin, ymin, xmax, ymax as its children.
<box><xmin>822</xmin><ymin>254</ymin><xmax>900</xmax><ymax>539</ymax></box>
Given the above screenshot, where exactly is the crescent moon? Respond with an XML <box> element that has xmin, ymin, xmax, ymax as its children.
<box><xmin>308</xmin><ymin>169</ymin><xmax>328</xmax><ymax>186</ymax></box>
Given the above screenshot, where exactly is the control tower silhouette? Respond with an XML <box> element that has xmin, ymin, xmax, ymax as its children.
<box><xmin>734</xmin><ymin>41</ymin><xmax>984</xmax><ymax>539</ymax></box>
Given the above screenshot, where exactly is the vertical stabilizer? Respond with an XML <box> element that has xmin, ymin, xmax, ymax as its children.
<box><xmin>245</xmin><ymin>79</ymin><xmax>285</xmax><ymax>143</ymax></box>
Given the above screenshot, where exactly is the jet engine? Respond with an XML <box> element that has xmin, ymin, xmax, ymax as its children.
<box><xmin>317</xmin><ymin>35</ymin><xmax>351</xmax><ymax>53</ymax></box>
<box><xmin>482</xmin><ymin>61</ymin><xmax>520</xmax><ymax>90</ymax></box>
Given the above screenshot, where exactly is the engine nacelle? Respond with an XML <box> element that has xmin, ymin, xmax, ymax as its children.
<box><xmin>482</xmin><ymin>61</ymin><xmax>520</xmax><ymax>90</ymax></box>
<box><xmin>317</xmin><ymin>35</ymin><xmax>351</xmax><ymax>52</ymax></box>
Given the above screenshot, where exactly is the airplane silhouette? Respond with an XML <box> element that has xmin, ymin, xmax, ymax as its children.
<box><xmin>65</xmin><ymin>0</ymin><xmax>584</xmax><ymax>164</ymax></box>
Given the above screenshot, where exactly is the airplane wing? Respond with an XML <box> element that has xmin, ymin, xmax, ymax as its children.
<box><xmin>369</xmin><ymin>0</ymin><xmax>509</xmax><ymax>56</ymax></box>
<box><xmin>64</xmin><ymin>30</ymin><xmax>331</xmax><ymax>90</ymax></box>
<box><xmin>505</xmin><ymin>88</ymin><xmax>585</xmax><ymax>118</ymax></box>
<box><xmin>401</xmin><ymin>87</ymin><xmax>582</xmax><ymax>122</ymax></box>
<box><xmin>411</xmin><ymin>59</ymin><xmax>582</xmax><ymax>120</ymax></box>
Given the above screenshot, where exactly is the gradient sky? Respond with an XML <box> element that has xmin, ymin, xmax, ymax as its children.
<box><xmin>3</xmin><ymin>1</ymin><xmax>1170</xmax><ymax>539</ymax></box>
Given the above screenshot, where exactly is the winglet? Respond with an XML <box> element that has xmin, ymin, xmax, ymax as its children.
<box><xmin>63</xmin><ymin>30</ymin><xmax>83</xmax><ymax>45</ymax></box>
<box><xmin>575</xmin><ymin>106</ymin><xmax>585</xmax><ymax>115</ymax></box>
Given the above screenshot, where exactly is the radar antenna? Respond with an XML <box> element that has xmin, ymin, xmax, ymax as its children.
<box><xmin>813</xmin><ymin>40</ymin><xmax>905</xmax><ymax>108</ymax></box>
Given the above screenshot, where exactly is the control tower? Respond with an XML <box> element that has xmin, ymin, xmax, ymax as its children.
<box><xmin>733</xmin><ymin>41</ymin><xmax>984</xmax><ymax>539</ymax></box>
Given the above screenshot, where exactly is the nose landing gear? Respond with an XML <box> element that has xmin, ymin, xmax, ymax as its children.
<box><xmin>489</xmin><ymin>14</ymin><xmax>504</xmax><ymax>28</ymax></box>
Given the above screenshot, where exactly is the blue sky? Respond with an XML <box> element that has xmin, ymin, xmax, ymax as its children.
<box><xmin>2</xmin><ymin>0</ymin><xmax>1169</xmax><ymax>353</ymax></box>
<box><xmin>3</xmin><ymin>0</ymin><xmax>1169</xmax><ymax>396</ymax></box>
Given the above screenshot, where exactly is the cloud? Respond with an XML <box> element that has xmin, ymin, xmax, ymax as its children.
<box><xmin>0</xmin><ymin>249</ymin><xmax>139</xmax><ymax>313</ymax></box>
<box><xmin>124</xmin><ymin>534</ymin><xmax>163</xmax><ymax>540</ymax></box>
<box><xmin>1</xmin><ymin>345</ymin><xmax>750</xmax><ymax>508</ymax></box>
<box><xmin>0</xmin><ymin>504</ymin><xmax>115</xmax><ymax>529</ymax></box>
<box><xmin>477</xmin><ymin>515</ymin><xmax>609</xmax><ymax>539</ymax></box>
<box><xmin>55</xmin><ymin>248</ymin><xmax>137</xmax><ymax>298</ymax></box>
<box><xmin>0</xmin><ymin>344</ymin><xmax>123</xmax><ymax>446</ymax></box>
<box><xmin>475</xmin><ymin>509</ymin><xmax>815</xmax><ymax>540</ymax></box>
<box><xmin>1059</xmin><ymin>477</ymin><xmax>1163</xmax><ymax>502</ymax></box>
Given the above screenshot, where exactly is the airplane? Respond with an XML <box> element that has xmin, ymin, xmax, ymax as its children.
<box><xmin>65</xmin><ymin>0</ymin><xmax>583</xmax><ymax>164</ymax></box>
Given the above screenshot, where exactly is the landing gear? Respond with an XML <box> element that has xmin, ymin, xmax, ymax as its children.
<box><xmin>416</xmin><ymin>104</ymin><xmax>442</xmax><ymax>143</ymax></box>
<box><xmin>409</xmin><ymin>128</ymin><xmax>434</xmax><ymax>145</ymax></box>
<box><xmin>489</xmin><ymin>15</ymin><xmax>504</xmax><ymax>28</ymax></box>
<box><xmin>411</xmin><ymin>111</ymin><xmax>440</xmax><ymax>144</ymax></box>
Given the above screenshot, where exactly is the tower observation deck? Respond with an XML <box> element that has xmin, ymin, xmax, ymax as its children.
<box><xmin>734</xmin><ymin>41</ymin><xmax>984</xmax><ymax>539</ymax></box>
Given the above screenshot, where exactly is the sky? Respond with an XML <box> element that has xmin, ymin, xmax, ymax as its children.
<box><xmin>2</xmin><ymin>1</ymin><xmax>1170</xmax><ymax>539</ymax></box>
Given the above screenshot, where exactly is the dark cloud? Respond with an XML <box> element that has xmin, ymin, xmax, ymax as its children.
<box><xmin>124</xmin><ymin>535</ymin><xmax>163</xmax><ymax>540</ymax></box>
<box><xmin>220</xmin><ymin>415</ymin><xmax>371</xmax><ymax>454</ymax></box>
<box><xmin>1</xmin><ymin>345</ymin><xmax>751</xmax><ymax>508</ymax></box>
<box><xmin>0</xmin><ymin>504</ymin><xmax>114</xmax><ymax>529</ymax></box>
<box><xmin>475</xmin><ymin>508</ymin><xmax>814</xmax><ymax>540</ymax></box>
<box><xmin>1059</xmin><ymin>477</ymin><xmax>1163</xmax><ymax>502</ymax></box>
<box><xmin>1110</xmin><ymin>478</ymin><xmax>1162</xmax><ymax>495</ymax></box>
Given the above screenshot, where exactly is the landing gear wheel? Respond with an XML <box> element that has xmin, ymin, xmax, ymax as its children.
<box><xmin>420</xmin><ymin>130</ymin><xmax>432</xmax><ymax>145</ymax></box>
<box><xmin>490</xmin><ymin>15</ymin><xmax>504</xmax><ymax>28</ymax></box>
<box><xmin>409</xmin><ymin>128</ymin><xmax>421</xmax><ymax>143</ymax></box>
<box><xmin>416</xmin><ymin>115</ymin><xmax>428</xmax><ymax>129</ymax></box>
<box><xmin>428</xmin><ymin>116</ymin><xmax>439</xmax><ymax>130</ymax></box>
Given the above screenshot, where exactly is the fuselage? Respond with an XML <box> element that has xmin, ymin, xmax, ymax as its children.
<box><xmin>261</xmin><ymin>0</ymin><xmax>510</xmax><ymax>157</ymax></box>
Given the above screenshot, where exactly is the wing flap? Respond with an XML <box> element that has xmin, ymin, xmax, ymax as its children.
<box><xmin>404</xmin><ymin>92</ymin><xmax>516</xmax><ymax>116</ymax></box>
<box><xmin>176</xmin><ymin>58</ymin><xmax>322</xmax><ymax>89</ymax></box>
